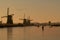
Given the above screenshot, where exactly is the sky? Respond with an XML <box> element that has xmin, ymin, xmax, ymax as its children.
<box><xmin>0</xmin><ymin>0</ymin><xmax>60</xmax><ymax>23</ymax></box>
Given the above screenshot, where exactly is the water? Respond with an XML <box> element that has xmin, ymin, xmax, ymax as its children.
<box><xmin>0</xmin><ymin>26</ymin><xmax>60</xmax><ymax>40</ymax></box>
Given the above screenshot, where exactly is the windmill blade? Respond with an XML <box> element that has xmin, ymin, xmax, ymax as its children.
<box><xmin>27</xmin><ymin>16</ymin><xmax>33</xmax><ymax>21</ymax></box>
<box><xmin>27</xmin><ymin>16</ymin><xmax>30</xmax><ymax>20</ymax></box>
<box><xmin>7</xmin><ymin>8</ymin><xmax>9</xmax><ymax>16</ymax></box>
<box><xmin>11</xmin><ymin>14</ymin><xmax>14</xmax><ymax>16</ymax></box>
<box><xmin>1</xmin><ymin>16</ymin><xmax>7</xmax><ymax>18</ymax></box>
<box><xmin>27</xmin><ymin>19</ymin><xmax>33</xmax><ymax>21</ymax></box>
<box><xmin>19</xmin><ymin>18</ymin><xmax>24</xmax><ymax>20</ymax></box>
<box><xmin>28</xmin><ymin>19</ymin><xmax>33</xmax><ymax>21</ymax></box>
<box><xmin>24</xmin><ymin>13</ymin><xmax>26</xmax><ymax>19</ymax></box>
<box><xmin>29</xmin><ymin>19</ymin><xmax>33</xmax><ymax>21</ymax></box>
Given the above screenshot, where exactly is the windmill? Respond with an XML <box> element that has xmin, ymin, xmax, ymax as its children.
<box><xmin>26</xmin><ymin>16</ymin><xmax>32</xmax><ymax>24</ymax></box>
<box><xmin>1</xmin><ymin>8</ymin><xmax>14</xmax><ymax>40</ymax></box>
<box><xmin>1</xmin><ymin>8</ymin><xmax>14</xmax><ymax>24</ymax></box>
<box><xmin>19</xmin><ymin>14</ymin><xmax>32</xmax><ymax>25</ymax></box>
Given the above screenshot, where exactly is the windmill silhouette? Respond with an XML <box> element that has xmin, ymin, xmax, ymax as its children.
<box><xmin>1</xmin><ymin>8</ymin><xmax>14</xmax><ymax>24</ymax></box>
<box><xmin>19</xmin><ymin>14</ymin><xmax>32</xmax><ymax>25</ymax></box>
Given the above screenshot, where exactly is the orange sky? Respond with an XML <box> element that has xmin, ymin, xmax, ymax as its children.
<box><xmin>0</xmin><ymin>0</ymin><xmax>60</xmax><ymax>23</ymax></box>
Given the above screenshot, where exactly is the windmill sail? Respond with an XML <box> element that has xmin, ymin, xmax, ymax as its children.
<box><xmin>7</xmin><ymin>8</ymin><xmax>9</xmax><ymax>16</ymax></box>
